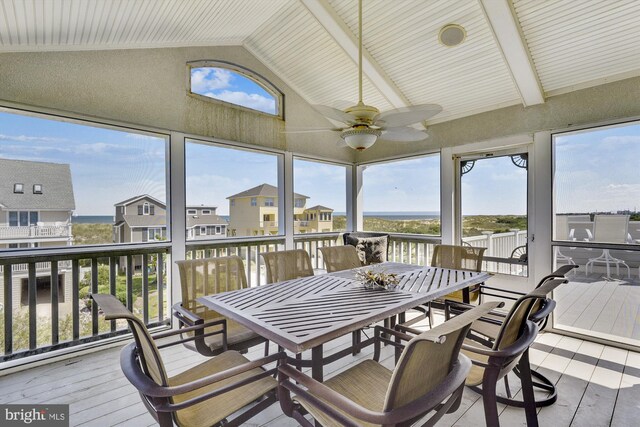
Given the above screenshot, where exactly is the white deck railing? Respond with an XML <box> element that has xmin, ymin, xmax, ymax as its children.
<box><xmin>0</xmin><ymin>225</ymin><xmax>72</xmax><ymax>239</ymax></box>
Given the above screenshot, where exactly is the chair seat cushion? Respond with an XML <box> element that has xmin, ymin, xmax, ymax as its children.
<box><xmin>184</xmin><ymin>318</ymin><xmax>263</xmax><ymax>353</ymax></box>
<box><xmin>171</xmin><ymin>350</ymin><xmax>277</xmax><ymax>427</ymax></box>
<box><xmin>295</xmin><ymin>359</ymin><xmax>392</xmax><ymax>427</ymax></box>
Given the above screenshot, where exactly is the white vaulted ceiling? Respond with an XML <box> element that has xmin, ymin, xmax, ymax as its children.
<box><xmin>1</xmin><ymin>0</ymin><xmax>640</xmax><ymax>125</ymax></box>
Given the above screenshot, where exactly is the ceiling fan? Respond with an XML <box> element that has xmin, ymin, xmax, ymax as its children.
<box><xmin>285</xmin><ymin>0</ymin><xmax>443</xmax><ymax>150</ymax></box>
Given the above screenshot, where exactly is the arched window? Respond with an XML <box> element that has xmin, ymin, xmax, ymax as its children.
<box><xmin>188</xmin><ymin>61</ymin><xmax>283</xmax><ymax>117</ymax></box>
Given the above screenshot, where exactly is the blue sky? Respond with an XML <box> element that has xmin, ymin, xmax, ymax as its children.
<box><xmin>190</xmin><ymin>68</ymin><xmax>276</xmax><ymax>115</ymax></box>
<box><xmin>0</xmin><ymin>111</ymin><xmax>166</xmax><ymax>215</ymax></box>
<box><xmin>1</xmin><ymin>108</ymin><xmax>638</xmax><ymax>217</ymax></box>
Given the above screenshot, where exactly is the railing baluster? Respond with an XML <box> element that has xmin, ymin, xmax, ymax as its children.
<box><xmin>246</xmin><ymin>245</ymin><xmax>252</xmax><ymax>287</ymax></box>
<box><xmin>28</xmin><ymin>262</ymin><xmax>36</xmax><ymax>350</ymax></box>
<box><xmin>4</xmin><ymin>264</ymin><xmax>12</xmax><ymax>355</ymax></box>
<box><xmin>157</xmin><ymin>252</ymin><xmax>164</xmax><ymax>321</ymax></box>
<box><xmin>50</xmin><ymin>261</ymin><xmax>59</xmax><ymax>346</ymax></box>
<box><xmin>109</xmin><ymin>256</ymin><xmax>117</xmax><ymax>331</ymax></box>
<box><xmin>72</xmin><ymin>259</ymin><xmax>79</xmax><ymax>341</ymax></box>
<box><xmin>91</xmin><ymin>258</ymin><xmax>99</xmax><ymax>336</ymax></box>
<box><xmin>126</xmin><ymin>255</ymin><xmax>133</xmax><ymax>311</ymax></box>
<box><xmin>142</xmin><ymin>254</ymin><xmax>149</xmax><ymax>324</ymax></box>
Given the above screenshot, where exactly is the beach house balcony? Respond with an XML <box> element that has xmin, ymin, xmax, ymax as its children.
<box><xmin>3</xmin><ymin>1</ymin><xmax>640</xmax><ymax>426</ymax></box>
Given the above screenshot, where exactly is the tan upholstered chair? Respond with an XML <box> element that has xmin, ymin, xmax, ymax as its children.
<box><xmin>319</xmin><ymin>245</ymin><xmax>362</xmax><ymax>272</ymax></box>
<box><xmin>433</xmin><ymin>244</ymin><xmax>486</xmax><ymax>302</ymax></box>
<box><xmin>278</xmin><ymin>302</ymin><xmax>501</xmax><ymax>427</ymax></box>
<box><xmin>92</xmin><ymin>294</ymin><xmax>283</xmax><ymax>427</ymax></box>
<box><xmin>402</xmin><ymin>280</ymin><xmax>565</xmax><ymax>426</ymax></box>
<box><xmin>173</xmin><ymin>256</ymin><xmax>266</xmax><ymax>356</ymax></box>
<box><xmin>261</xmin><ymin>249</ymin><xmax>314</xmax><ymax>284</ymax></box>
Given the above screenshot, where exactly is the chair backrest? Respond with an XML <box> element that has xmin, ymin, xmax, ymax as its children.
<box><xmin>343</xmin><ymin>232</ymin><xmax>390</xmax><ymax>265</ymax></box>
<box><xmin>384</xmin><ymin>302</ymin><xmax>501</xmax><ymax>411</ymax></box>
<box><xmin>493</xmin><ymin>278</ymin><xmax>565</xmax><ymax>350</ymax></box>
<box><xmin>175</xmin><ymin>256</ymin><xmax>248</xmax><ymax>315</ymax></box>
<box><xmin>555</xmin><ymin>215</ymin><xmax>570</xmax><ymax>240</ymax></box>
<box><xmin>592</xmin><ymin>214</ymin><xmax>629</xmax><ymax>243</ymax></box>
<box><xmin>431</xmin><ymin>244</ymin><xmax>486</xmax><ymax>272</ymax></box>
<box><xmin>261</xmin><ymin>249</ymin><xmax>314</xmax><ymax>284</ymax></box>
<box><xmin>319</xmin><ymin>246</ymin><xmax>362</xmax><ymax>272</ymax></box>
<box><xmin>91</xmin><ymin>293</ymin><xmax>169</xmax><ymax>386</ymax></box>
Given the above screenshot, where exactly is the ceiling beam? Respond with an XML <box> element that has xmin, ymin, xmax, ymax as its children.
<box><xmin>300</xmin><ymin>0</ymin><xmax>410</xmax><ymax>109</ymax></box>
<box><xmin>479</xmin><ymin>0</ymin><xmax>545</xmax><ymax>107</ymax></box>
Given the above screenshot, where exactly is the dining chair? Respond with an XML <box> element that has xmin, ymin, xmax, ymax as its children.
<box><xmin>319</xmin><ymin>245</ymin><xmax>362</xmax><ymax>272</ymax></box>
<box><xmin>173</xmin><ymin>256</ymin><xmax>267</xmax><ymax>357</ymax></box>
<box><xmin>342</xmin><ymin>232</ymin><xmax>390</xmax><ymax>265</ymax></box>
<box><xmin>585</xmin><ymin>214</ymin><xmax>631</xmax><ymax>278</ymax></box>
<box><xmin>92</xmin><ymin>293</ymin><xmax>283</xmax><ymax>427</ymax></box>
<box><xmin>261</xmin><ymin>249</ymin><xmax>314</xmax><ymax>284</ymax></box>
<box><xmin>278</xmin><ymin>302</ymin><xmax>501</xmax><ymax>427</ymax></box>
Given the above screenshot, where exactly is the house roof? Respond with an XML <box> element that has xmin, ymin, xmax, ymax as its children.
<box><xmin>122</xmin><ymin>215</ymin><xmax>166</xmax><ymax>228</ymax></box>
<box><xmin>186</xmin><ymin>205</ymin><xmax>217</xmax><ymax>210</ymax></box>
<box><xmin>0</xmin><ymin>159</ymin><xmax>75</xmax><ymax>211</ymax></box>
<box><xmin>186</xmin><ymin>214</ymin><xmax>228</xmax><ymax>228</ymax></box>
<box><xmin>306</xmin><ymin>205</ymin><xmax>333</xmax><ymax>211</ymax></box>
<box><xmin>115</xmin><ymin>194</ymin><xmax>166</xmax><ymax>208</ymax></box>
<box><xmin>227</xmin><ymin>183</ymin><xmax>307</xmax><ymax>200</ymax></box>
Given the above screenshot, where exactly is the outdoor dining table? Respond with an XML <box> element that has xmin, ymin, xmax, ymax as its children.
<box><xmin>198</xmin><ymin>261</ymin><xmax>491</xmax><ymax>381</ymax></box>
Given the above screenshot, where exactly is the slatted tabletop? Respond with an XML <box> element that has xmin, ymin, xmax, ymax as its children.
<box><xmin>198</xmin><ymin>262</ymin><xmax>490</xmax><ymax>353</ymax></box>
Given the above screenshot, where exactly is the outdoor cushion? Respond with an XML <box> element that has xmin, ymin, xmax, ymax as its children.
<box><xmin>344</xmin><ymin>235</ymin><xmax>389</xmax><ymax>265</ymax></box>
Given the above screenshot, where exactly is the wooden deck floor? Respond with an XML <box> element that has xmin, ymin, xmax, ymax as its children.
<box><xmin>554</xmin><ymin>272</ymin><xmax>640</xmax><ymax>346</ymax></box>
<box><xmin>1</xmin><ymin>322</ymin><xmax>640</xmax><ymax>426</ymax></box>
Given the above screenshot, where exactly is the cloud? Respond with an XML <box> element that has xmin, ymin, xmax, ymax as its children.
<box><xmin>205</xmin><ymin>90</ymin><xmax>276</xmax><ymax>114</ymax></box>
<box><xmin>191</xmin><ymin>68</ymin><xmax>233</xmax><ymax>93</ymax></box>
<box><xmin>0</xmin><ymin>134</ymin><xmax>66</xmax><ymax>143</ymax></box>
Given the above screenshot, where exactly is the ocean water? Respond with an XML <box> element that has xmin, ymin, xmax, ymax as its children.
<box><xmin>72</xmin><ymin>215</ymin><xmax>114</xmax><ymax>224</ymax></box>
<box><xmin>334</xmin><ymin>211</ymin><xmax>440</xmax><ymax>221</ymax></box>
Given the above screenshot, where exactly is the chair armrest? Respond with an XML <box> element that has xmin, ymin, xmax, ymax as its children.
<box><xmin>121</xmin><ymin>343</ymin><xmax>285</xmax><ymax>399</ymax></box>
<box><xmin>279</xmin><ymin>355</ymin><xmax>471</xmax><ymax>425</ymax></box>
<box><xmin>153</xmin><ymin>317</ymin><xmax>226</xmax><ymax>341</ymax></box>
<box><xmin>172</xmin><ymin>303</ymin><xmax>202</xmax><ymax>326</ymax></box>
<box><xmin>374</xmin><ymin>325</ymin><xmax>413</xmax><ymax>343</ymax></box>
<box><xmin>529</xmin><ymin>299</ymin><xmax>556</xmax><ymax>324</ymax></box>
<box><xmin>462</xmin><ymin>321</ymin><xmax>538</xmax><ymax>361</ymax></box>
<box><xmin>394</xmin><ymin>324</ymin><xmax>423</xmax><ymax>336</ymax></box>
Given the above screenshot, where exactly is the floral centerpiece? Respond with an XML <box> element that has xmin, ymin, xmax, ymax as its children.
<box><xmin>356</xmin><ymin>269</ymin><xmax>399</xmax><ymax>290</ymax></box>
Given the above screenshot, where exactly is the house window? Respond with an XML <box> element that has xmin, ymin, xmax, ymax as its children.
<box><xmin>265</xmin><ymin>198</ymin><xmax>274</xmax><ymax>207</ymax></box>
<box><xmin>215</xmin><ymin>226</ymin><xmax>221</xmax><ymax>234</ymax></box>
<box><xmin>143</xmin><ymin>202</ymin><xmax>150</xmax><ymax>215</ymax></box>
<box><xmin>200</xmin><ymin>226</ymin><xmax>207</xmax><ymax>235</ymax></box>
<box><xmin>362</xmin><ymin>154</ymin><xmax>441</xmax><ymax>235</ymax></box>
<box><xmin>293</xmin><ymin>158</ymin><xmax>346</xmax><ymax>234</ymax></box>
<box><xmin>202</xmin><ymin>209</ymin><xmax>211</xmax><ymax>215</ymax></box>
<box><xmin>13</xmin><ymin>183</ymin><xmax>24</xmax><ymax>193</ymax></box>
<box><xmin>189</xmin><ymin>61</ymin><xmax>282</xmax><ymax>117</ymax></box>
<box><xmin>0</xmin><ymin>108</ymin><xmax>168</xmax><ymax>248</ymax></box>
<box><xmin>187</xmin><ymin>209</ymin><xmax>197</xmax><ymax>215</ymax></box>
<box><xmin>8</xmin><ymin>211</ymin><xmax>38</xmax><ymax>226</ymax></box>
<box><xmin>148</xmin><ymin>227</ymin><xmax>164</xmax><ymax>241</ymax></box>
<box><xmin>185</xmin><ymin>139</ymin><xmax>281</xmax><ymax>238</ymax></box>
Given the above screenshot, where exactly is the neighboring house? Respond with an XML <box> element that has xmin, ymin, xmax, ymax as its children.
<box><xmin>227</xmin><ymin>183</ymin><xmax>333</xmax><ymax>236</ymax></box>
<box><xmin>113</xmin><ymin>195</ymin><xmax>167</xmax><ymax>244</ymax></box>
<box><xmin>0</xmin><ymin>158</ymin><xmax>76</xmax><ymax>309</ymax></box>
<box><xmin>186</xmin><ymin>205</ymin><xmax>228</xmax><ymax>240</ymax></box>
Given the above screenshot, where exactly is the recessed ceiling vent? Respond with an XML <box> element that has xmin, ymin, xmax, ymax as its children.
<box><xmin>439</xmin><ymin>24</ymin><xmax>466</xmax><ymax>47</ymax></box>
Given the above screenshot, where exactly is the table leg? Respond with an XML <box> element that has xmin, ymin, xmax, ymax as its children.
<box><xmin>312</xmin><ymin>345</ymin><xmax>324</xmax><ymax>382</ymax></box>
<box><xmin>462</xmin><ymin>286</ymin><xmax>470</xmax><ymax>304</ymax></box>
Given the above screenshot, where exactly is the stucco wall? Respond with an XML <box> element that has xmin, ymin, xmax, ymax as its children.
<box><xmin>357</xmin><ymin>75</ymin><xmax>640</xmax><ymax>162</ymax></box>
<box><xmin>0</xmin><ymin>46</ymin><xmax>353</xmax><ymax>162</ymax></box>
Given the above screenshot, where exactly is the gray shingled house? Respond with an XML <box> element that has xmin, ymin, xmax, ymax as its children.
<box><xmin>0</xmin><ymin>158</ymin><xmax>75</xmax><ymax>309</ymax></box>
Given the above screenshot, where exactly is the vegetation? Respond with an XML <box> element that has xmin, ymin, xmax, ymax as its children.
<box><xmin>72</xmin><ymin>223</ymin><xmax>113</xmax><ymax>245</ymax></box>
<box><xmin>334</xmin><ymin>214</ymin><xmax>527</xmax><ymax>236</ymax></box>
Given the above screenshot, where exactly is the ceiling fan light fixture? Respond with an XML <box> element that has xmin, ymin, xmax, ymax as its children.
<box><xmin>341</xmin><ymin>127</ymin><xmax>381</xmax><ymax>151</ymax></box>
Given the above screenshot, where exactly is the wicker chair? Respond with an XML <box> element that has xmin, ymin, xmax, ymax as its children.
<box><xmin>92</xmin><ymin>294</ymin><xmax>283</xmax><ymax>427</ymax></box>
<box><xmin>261</xmin><ymin>249</ymin><xmax>314</xmax><ymax>284</ymax></box>
<box><xmin>278</xmin><ymin>302</ymin><xmax>502</xmax><ymax>427</ymax></box>
<box><xmin>319</xmin><ymin>245</ymin><xmax>362</xmax><ymax>272</ymax></box>
<box><xmin>342</xmin><ymin>232</ymin><xmax>390</xmax><ymax>265</ymax></box>
<box><xmin>173</xmin><ymin>256</ymin><xmax>267</xmax><ymax>357</ymax></box>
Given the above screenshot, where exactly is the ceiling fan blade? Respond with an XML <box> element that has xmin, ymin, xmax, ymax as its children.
<box><xmin>380</xmin><ymin>127</ymin><xmax>429</xmax><ymax>142</ymax></box>
<box><xmin>312</xmin><ymin>104</ymin><xmax>357</xmax><ymax>125</ymax></box>
<box><xmin>281</xmin><ymin>127</ymin><xmax>341</xmax><ymax>134</ymax></box>
<box><xmin>375</xmin><ymin>104</ymin><xmax>443</xmax><ymax>128</ymax></box>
